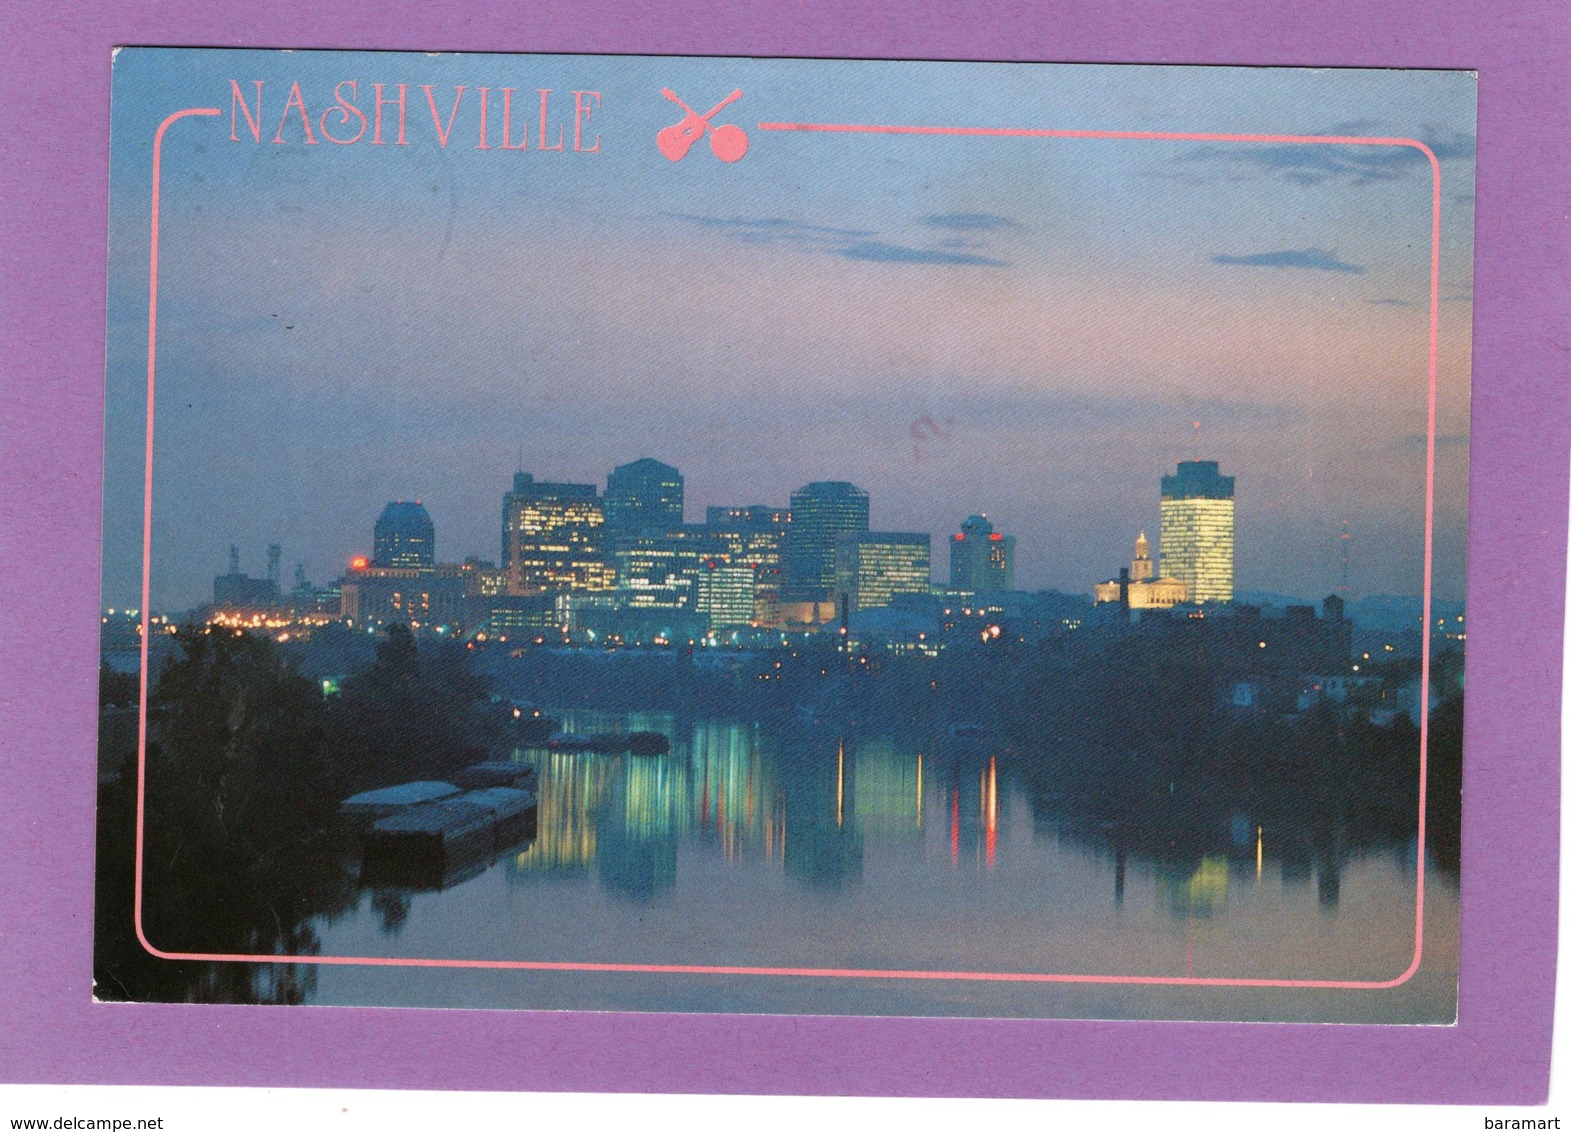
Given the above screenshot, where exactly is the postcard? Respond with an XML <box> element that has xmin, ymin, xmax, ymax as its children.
<box><xmin>89</xmin><ymin>48</ymin><xmax>1479</xmax><ymax>1030</ymax></box>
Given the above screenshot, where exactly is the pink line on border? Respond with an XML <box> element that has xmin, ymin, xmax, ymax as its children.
<box><xmin>135</xmin><ymin>107</ymin><xmax>222</xmax><ymax>961</ymax></box>
<box><xmin>135</xmin><ymin>115</ymin><xmax>1443</xmax><ymax>992</ymax></box>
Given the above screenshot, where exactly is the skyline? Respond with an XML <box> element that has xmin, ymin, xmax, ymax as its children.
<box><xmin>101</xmin><ymin>51</ymin><xmax>1476</xmax><ymax>610</ymax></box>
<box><xmin>198</xmin><ymin>454</ymin><xmax>1380</xmax><ymax>615</ymax></box>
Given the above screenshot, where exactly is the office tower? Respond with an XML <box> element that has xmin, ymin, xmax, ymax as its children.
<box><xmin>612</xmin><ymin>525</ymin><xmax>731</xmax><ymax>611</ymax></box>
<box><xmin>373</xmin><ymin>501</ymin><xmax>436</xmax><ymax>569</ymax></box>
<box><xmin>1159</xmin><ymin>460</ymin><xmax>1235</xmax><ymax>604</ymax></box>
<box><xmin>706</xmin><ymin>506</ymin><xmax>790</xmax><ymax>625</ymax></box>
<box><xmin>948</xmin><ymin>514</ymin><xmax>1015</xmax><ymax>594</ymax></box>
<box><xmin>501</xmin><ymin>473</ymin><xmax>613</xmax><ymax>595</ymax></box>
<box><xmin>834</xmin><ymin>532</ymin><xmax>931</xmax><ymax>613</ymax></box>
<box><xmin>695</xmin><ymin>560</ymin><xmax>757</xmax><ymax>629</ymax></box>
<box><xmin>706</xmin><ymin>505</ymin><xmax>789</xmax><ymax>570</ymax></box>
<box><xmin>785</xmin><ymin>481</ymin><xmax>869</xmax><ymax>596</ymax></box>
<box><xmin>605</xmin><ymin>458</ymin><xmax>684</xmax><ymax>536</ymax></box>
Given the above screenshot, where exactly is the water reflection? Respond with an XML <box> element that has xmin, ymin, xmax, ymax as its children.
<box><xmin>310</xmin><ymin>708</ymin><xmax>1449</xmax><ymax>1014</ymax></box>
<box><xmin>462</xmin><ymin>710</ymin><xmax>1404</xmax><ymax>924</ymax></box>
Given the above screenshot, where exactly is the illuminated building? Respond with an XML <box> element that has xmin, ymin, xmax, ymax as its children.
<box><xmin>502</xmin><ymin>473</ymin><xmax>614</xmax><ymax>595</ymax></box>
<box><xmin>706</xmin><ymin>506</ymin><xmax>788</xmax><ymax>571</ymax></box>
<box><xmin>785</xmin><ymin>481</ymin><xmax>869</xmax><ymax>596</ymax></box>
<box><xmin>706</xmin><ymin>505</ymin><xmax>790</xmax><ymax>625</ymax></box>
<box><xmin>605</xmin><ymin>458</ymin><xmax>684</xmax><ymax>536</ymax></box>
<box><xmin>340</xmin><ymin>557</ymin><xmax>466</xmax><ymax>629</ymax></box>
<box><xmin>1094</xmin><ymin>531</ymin><xmax>1190</xmax><ymax>609</ymax></box>
<box><xmin>948</xmin><ymin>514</ymin><xmax>1014</xmax><ymax>594</ymax></box>
<box><xmin>1159</xmin><ymin>460</ymin><xmax>1235</xmax><ymax>604</ymax></box>
<box><xmin>373</xmin><ymin>501</ymin><xmax>435</xmax><ymax>569</ymax></box>
<box><xmin>469</xmin><ymin>593</ymin><xmax>561</xmax><ymax>640</ymax></box>
<box><xmin>695</xmin><ymin>561</ymin><xmax>757</xmax><ymax>628</ymax></box>
<box><xmin>437</xmin><ymin>556</ymin><xmax>508</xmax><ymax>597</ymax></box>
<box><xmin>612</xmin><ymin>526</ymin><xmax>732</xmax><ymax>611</ymax></box>
<box><xmin>707</xmin><ymin>504</ymin><xmax>788</xmax><ymax>531</ymax></box>
<box><xmin>834</xmin><ymin>532</ymin><xmax>931</xmax><ymax>612</ymax></box>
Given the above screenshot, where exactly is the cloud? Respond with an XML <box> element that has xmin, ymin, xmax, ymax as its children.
<box><xmin>662</xmin><ymin>213</ymin><xmax>875</xmax><ymax>242</ymax></box>
<box><xmin>664</xmin><ymin>212</ymin><xmax>1011</xmax><ymax>266</ymax></box>
<box><xmin>1171</xmin><ymin>127</ymin><xmax>1475</xmax><ymax>187</ymax></box>
<box><xmin>827</xmin><ymin>385</ymin><xmax>1305</xmax><ymax>433</ymax></box>
<box><xmin>1367</xmin><ymin>297</ymin><xmax>1416</xmax><ymax>307</ymax></box>
<box><xmin>834</xmin><ymin>241</ymin><xmax>1009</xmax><ymax>267</ymax></box>
<box><xmin>922</xmin><ymin>213</ymin><xmax>1021</xmax><ymax>231</ymax></box>
<box><xmin>1212</xmin><ymin>248</ymin><xmax>1365</xmax><ymax>273</ymax></box>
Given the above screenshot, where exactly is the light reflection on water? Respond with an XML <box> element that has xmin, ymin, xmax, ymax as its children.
<box><xmin>308</xmin><ymin>711</ymin><xmax>1457</xmax><ymax>1022</ymax></box>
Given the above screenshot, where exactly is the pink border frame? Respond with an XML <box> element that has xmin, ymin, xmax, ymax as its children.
<box><xmin>134</xmin><ymin>106</ymin><xmax>1443</xmax><ymax>993</ymax></box>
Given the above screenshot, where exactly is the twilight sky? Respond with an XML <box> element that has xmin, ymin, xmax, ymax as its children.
<box><xmin>102</xmin><ymin>50</ymin><xmax>1476</xmax><ymax>610</ymax></box>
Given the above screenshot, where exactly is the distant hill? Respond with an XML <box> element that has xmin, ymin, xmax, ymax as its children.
<box><xmin>1233</xmin><ymin>590</ymin><xmax>1316</xmax><ymax>610</ymax></box>
<box><xmin>1346</xmin><ymin>594</ymin><xmax>1466</xmax><ymax>633</ymax></box>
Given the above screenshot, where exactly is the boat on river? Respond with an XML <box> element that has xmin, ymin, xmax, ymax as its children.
<box><xmin>627</xmin><ymin>730</ymin><xmax>671</xmax><ymax>755</ymax></box>
<box><xmin>361</xmin><ymin>786</ymin><xmax>537</xmax><ymax>867</ymax></box>
<box><xmin>452</xmin><ymin>760</ymin><xmax>539</xmax><ymax>791</ymax></box>
<box><xmin>339</xmin><ymin>781</ymin><xmax>461</xmax><ymax>827</ymax></box>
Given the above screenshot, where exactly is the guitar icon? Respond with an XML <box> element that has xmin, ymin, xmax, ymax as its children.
<box><xmin>657</xmin><ymin>88</ymin><xmax>749</xmax><ymax>163</ymax></box>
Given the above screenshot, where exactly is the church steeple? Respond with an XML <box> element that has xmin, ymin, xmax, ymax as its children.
<box><xmin>1131</xmin><ymin>530</ymin><xmax>1154</xmax><ymax>582</ymax></box>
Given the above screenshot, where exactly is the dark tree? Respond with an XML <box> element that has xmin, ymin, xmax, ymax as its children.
<box><xmin>325</xmin><ymin>623</ymin><xmax>506</xmax><ymax>793</ymax></box>
<box><xmin>94</xmin><ymin>629</ymin><xmax>352</xmax><ymax>1003</ymax></box>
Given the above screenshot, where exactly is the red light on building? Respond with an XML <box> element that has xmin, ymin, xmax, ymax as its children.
<box><xmin>953</xmin><ymin>532</ymin><xmax>964</xmax><ymax>540</ymax></box>
<box><xmin>988</xmin><ymin>532</ymin><xmax>1003</xmax><ymax>541</ymax></box>
<box><xmin>349</xmin><ymin>555</ymin><xmax>369</xmax><ymax>570</ymax></box>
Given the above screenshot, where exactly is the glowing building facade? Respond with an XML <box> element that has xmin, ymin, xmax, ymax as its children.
<box><xmin>612</xmin><ymin>526</ymin><xmax>732</xmax><ymax>610</ymax></box>
<box><xmin>834</xmin><ymin>532</ymin><xmax>931</xmax><ymax>613</ymax></box>
<box><xmin>706</xmin><ymin>506</ymin><xmax>790</xmax><ymax>625</ymax></box>
<box><xmin>1159</xmin><ymin>460</ymin><xmax>1235</xmax><ymax>604</ymax></box>
<box><xmin>1094</xmin><ymin>531</ymin><xmax>1190</xmax><ymax>609</ymax></box>
<box><xmin>948</xmin><ymin>514</ymin><xmax>1015</xmax><ymax>594</ymax></box>
<box><xmin>502</xmin><ymin>473</ymin><xmax>614</xmax><ymax>595</ymax></box>
<box><xmin>695</xmin><ymin>561</ymin><xmax>758</xmax><ymax>628</ymax></box>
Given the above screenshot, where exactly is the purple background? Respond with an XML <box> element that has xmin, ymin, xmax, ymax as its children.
<box><xmin>1</xmin><ymin>0</ymin><xmax>1564</xmax><ymax>1104</ymax></box>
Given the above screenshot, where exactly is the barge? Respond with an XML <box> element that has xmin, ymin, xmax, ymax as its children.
<box><xmin>361</xmin><ymin>786</ymin><xmax>537</xmax><ymax>868</ymax></box>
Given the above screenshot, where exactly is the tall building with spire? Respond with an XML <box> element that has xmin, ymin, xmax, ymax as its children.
<box><xmin>1130</xmin><ymin>530</ymin><xmax>1154</xmax><ymax>582</ymax></box>
<box><xmin>1159</xmin><ymin>460</ymin><xmax>1235</xmax><ymax>604</ymax></box>
<box><xmin>1094</xmin><ymin>531</ymin><xmax>1188</xmax><ymax>609</ymax></box>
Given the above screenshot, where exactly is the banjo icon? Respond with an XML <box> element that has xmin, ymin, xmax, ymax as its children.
<box><xmin>657</xmin><ymin>88</ymin><xmax>749</xmax><ymax>163</ymax></box>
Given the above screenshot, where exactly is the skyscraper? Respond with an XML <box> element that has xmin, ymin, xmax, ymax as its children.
<box><xmin>502</xmin><ymin>473</ymin><xmax>613</xmax><ymax>595</ymax></box>
<box><xmin>373</xmin><ymin>501</ymin><xmax>435</xmax><ymax>569</ymax></box>
<box><xmin>704</xmin><ymin>507</ymin><xmax>790</xmax><ymax>627</ymax></box>
<box><xmin>835</xmin><ymin>532</ymin><xmax>931</xmax><ymax>612</ymax></box>
<box><xmin>605</xmin><ymin>458</ymin><xmax>684</xmax><ymax>536</ymax></box>
<box><xmin>785</xmin><ymin>481</ymin><xmax>869</xmax><ymax>596</ymax></box>
<box><xmin>948</xmin><ymin>514</ymin><xmax>1015</xmax><ymax>594</ymax></box>
<box><xmin>695</xmin><ymin>560</ymin><xmax>757</xmax><ymax>629</ymax></box>
<box><xmin>1159</xmin><ymin>460</ymin><xmax>1235</xmax><ymax>604</ymax></box>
